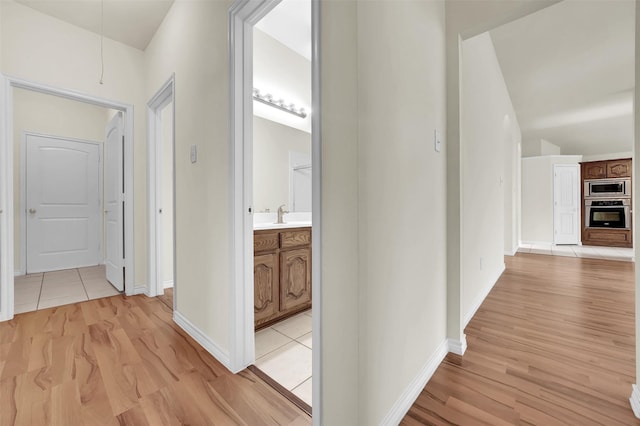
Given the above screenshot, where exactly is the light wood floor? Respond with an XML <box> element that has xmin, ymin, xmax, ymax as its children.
<box><xmin>0</xmin><ymin>292</ymin><xmax>311</xmax><ymax>425</ymax></box>
<box><xmin>403</xmin><ymin>253</ymin><xmax>639</xmax><ymax>425</ymax></box>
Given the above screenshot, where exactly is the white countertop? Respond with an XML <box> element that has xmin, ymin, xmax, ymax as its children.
<box><xmin>253</xmin><ymin>221</ymin><xmax>312</xmax><ymax>231</ymax></box>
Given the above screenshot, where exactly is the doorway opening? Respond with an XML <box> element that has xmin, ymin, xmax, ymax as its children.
<box><xmin>250</xmin><ymin>0</ymin><xmax>312</xmax><ymax>413</ymax></box>
<box><xmin>229</xmin><ymin>0</ymin><xmax>320</xmax><ymax>419</ymax></box>
<box><xmin>0</xmin><ymin>77</ymin><xmax>135</xmax><ymax>321</ymax></box>
<box><xmin>147</xmin><ymin>76</ymin><xmax>176</xmax><ymax>310</ymax></box>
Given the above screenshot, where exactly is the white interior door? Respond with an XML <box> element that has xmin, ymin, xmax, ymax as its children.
<box><xmin>105</xmin><ymin>112</ymin><xmax>124</xmax><ymax>290</ymax></box>
<box><xmin>554</xmin><ymin>164</ymin><xmax>580</xmax><ymax>245</ymax></box>
<box><xmin>26</xmin><ymin>135</ymin><xmax>101</xmax><ymax>273</ymax></box>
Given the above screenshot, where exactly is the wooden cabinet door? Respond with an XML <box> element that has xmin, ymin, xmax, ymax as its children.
<box><xmin>254</xmin><ymin>253</ymin><xmax>279</xmax><ymax>323</ymax></box>
<box><xmin>583</xmin><ymin>161</ymin><xmax>607</xmax><ymax>179</ymax></box>
<box><xmin>607</xmin><ymin>159</ymin><xmax>632</xmax><ymax>178</ymax></box>
<box><xmin>280</xmin><ymin>248</ymin><xmax>311</xmax><ymax>311</ymax></box>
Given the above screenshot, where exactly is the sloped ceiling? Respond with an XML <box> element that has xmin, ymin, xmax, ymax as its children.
<box><xmin>15</xmin><ymin>0</ymin><xmax>174</xmax><ymax>50</ymax></box>
<box><xmin>490</xmin><ymin>0</ymin><xmax>635</xmax><ymax>156</ymax></box>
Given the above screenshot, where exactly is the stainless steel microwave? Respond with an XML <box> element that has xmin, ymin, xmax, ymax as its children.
<box><xmin>584</xmin><ymin>178</ymin><xmax>631</xmax><ymax>198</ymax></box>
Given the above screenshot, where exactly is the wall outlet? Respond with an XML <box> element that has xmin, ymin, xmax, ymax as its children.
<box><xmin>434</xmin><ymin>129</ymin><xmax>442</xmax><ymax>153</ymax></box>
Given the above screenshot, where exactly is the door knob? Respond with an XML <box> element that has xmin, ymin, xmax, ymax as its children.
<box><xmin>0</xmin><ymin>209</ymin><xmax>3</xmax><ymax>214</ymax></box>
<box><xmin>28</xmin><ymin>208</ymin><xmax>36</xmax><ymax>214</ymax></box>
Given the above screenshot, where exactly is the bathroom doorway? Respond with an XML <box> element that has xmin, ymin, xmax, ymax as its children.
<box><xmin>250</xmin><ymin>0</ymin><xmax>313</xmax><ymax>413</ymax></box>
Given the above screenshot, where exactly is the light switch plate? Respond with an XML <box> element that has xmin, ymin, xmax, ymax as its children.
<box><xmin>434</xmin><ymin>129</ymin><xmax>442</xmax><ymax>153</ymax></box>
<box><xmin>190</xmin><ymin>145</ymin><xmax>197</xmax><ymax>163</ymax></box>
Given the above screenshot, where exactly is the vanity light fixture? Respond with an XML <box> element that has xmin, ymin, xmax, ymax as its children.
<box><xmin>253</xmin><ymin>88</ymin><xmax>308</xmax><ymax>118</ymax></box>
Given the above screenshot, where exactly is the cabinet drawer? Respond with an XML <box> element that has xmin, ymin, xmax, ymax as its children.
<box><xmin>254</xmin><ymin>232</ymin><xmax>279</xmax><ymax>252</ymax></box>
<box><xmin>280</xmin><ymin>229</ymin><xmax>311</xmax><ymax>249</ymax></box>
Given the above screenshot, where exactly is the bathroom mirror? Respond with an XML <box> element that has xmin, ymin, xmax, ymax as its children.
<box><xmin>253</xmin><ymin>116</ymin><xmax>311</xmax><ymax>213</ymax></box>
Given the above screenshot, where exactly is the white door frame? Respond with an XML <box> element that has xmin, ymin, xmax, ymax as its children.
<box><xmin>147</xmin><ymin>75</ymin><xmax>176</xmax><ymax>302</ymax></box>
<box><xmin>0</xmin><ymin>76</ymin><xmax>136</xmax><ymax>322</ymax></box>
<box><xmin>20</xmin><ymin>132</ymin><xmax>104</xmax><ymax>275</ymax></box>
<box><xmin>229</xmin><ymin>0</ymin><xmax>322</xmax><ymax>420</ymax></box>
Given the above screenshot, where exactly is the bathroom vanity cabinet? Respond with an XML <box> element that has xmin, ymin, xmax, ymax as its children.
<box><xmin>254</xmin><ymin>227</ymin><xmax>311</xmax><ymax>329</ymax></box>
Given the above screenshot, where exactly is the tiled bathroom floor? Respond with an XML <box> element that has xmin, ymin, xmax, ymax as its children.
<box><xmin>255</xmin><ymin>310</ymin><xmax>312</xmax><ymax>407</ymax></box>
<box><xmin>518</xmin><ymin>243</ymin><xmax>634</xmax><ymax>262</ymax></box>
<box><xmin>14</xmin><ymin>265</ymin><xmax>121</xmax><ymax>314</ymax></box>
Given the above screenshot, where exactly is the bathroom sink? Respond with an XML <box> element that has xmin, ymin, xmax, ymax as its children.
<box><xmin>254</xmin><ymin>221</ymin><xmax>312</xmax><ymax>231</ymax></box>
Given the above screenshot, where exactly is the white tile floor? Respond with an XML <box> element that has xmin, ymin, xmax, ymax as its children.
<box><xmin>518</xmin><ymin>243</ymin><xmax>634</xmax><ymax>262</ymax></box>
<box><xmin>14</xmin><ymin>265</ymin><xmax>121</xmax><ymax>314</ymax></box>
<box><xmin>255</xmin><ymin>310</ymin><xmax>312</xmax><ymax>407</ymax></box>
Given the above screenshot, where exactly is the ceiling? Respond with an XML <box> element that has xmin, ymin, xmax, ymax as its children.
<box><xmin>490</xmin><ymin>0</ymin><xmax>635</xmax><ymax>156</ymax></box>
<box><xmin>256</xmin><ymin>0</ymin><xmax>311</xmax><ymax>61</ymax></box>
<box><xmin>15</xmin><ymin>0</ymin><xmax>174</xmax><ymax>50</ymax></box>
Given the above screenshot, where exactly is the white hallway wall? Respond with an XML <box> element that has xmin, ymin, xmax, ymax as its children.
<box><xmin>1</xmin><ymin>0</ymin><xmax>148</xmax><ymax>287</ymax></box>
<box><xmin>12</xmin><ymin>88</ymin><xmax>113</xmax><ymax>273</ymax></box>
<box><xmin>461</xmin><ymin>32</ymin><xmax>521</xmax><ymax>325</ymax></box>
<box><xmin>356</xmin><ymin>1</ymin><xmax>447</xmax><ymax>422</ymax></box>
<box><xmin>143</xmin><ymin>0</ymin><xmax>233</xmax><ymax>355</ymax></box>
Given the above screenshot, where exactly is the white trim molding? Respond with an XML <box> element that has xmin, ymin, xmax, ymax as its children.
<box><xmin>447</xmin><ymin>335</ymin><xmax>468</xmax><ymax>356</ymax></box>
<box><xmin>174</xmin><ymin>310</ymin><xmax>232</xmax><ymax>371</ymax></box>
<box><xmin>228</xmin><ymin>3</ymin><xmax>322</xmax><ymax>423</ymax></box>
<box><xmin>163</xmin><ymin>280</ymin><xmax>174</xmax><ymax>289</ymax></box>
<box><xmin>147</xmin><ymin>74</ymin><xmax>176</xmax><ymax>299</ymax></box>
<box><xmin>381</xmin><ymin>339</ymin><xmax>449</xmax><ymax>425</ymax></box>
<box><xmin>0</xmin><ymin>74</ymin><xmax>12</xmax><ymax>322</ymax></box>
<box><xmin>630</xmin><ymin>385</ymin><xmax>640</xmax><ymax>418</ymax></box>
<box><xmin>0</xmin><ymin>75</ymin><xmax>135</xmax><ymax>321</ymax></box>
<box><xmin>228</xmin><ymin>0</ymin><xmax>282</xmax><ymax>375</ymax></box>
<box><xmin>463</xmin><ymin>263</ymin><xmax>506</xmax><ymax>328</ymax></box>
<box><xmin>133</xmin><ymin>285</ymin><xmax>149</xmax><ymax>296</ymax></box>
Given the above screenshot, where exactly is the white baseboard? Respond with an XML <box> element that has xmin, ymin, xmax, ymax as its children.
<box><xmin>447</xmin><ymin>334</ymin><xmax>467</xmax><ymax>356</ymax></box>
<box><xmin>520</xmin><ymin>240</ymin><xmax>553</xmax><ymax>246</ymax></box>
<box><xmin>504</xmin><ymin>248</ymin><xmax>517</xmax><ymax>256</ymax></box>
<box><xmin>630</xmin><ymin>385</ymin><xmax>640</xmax><ymax>418</ymax></box>
<box><xmin>163</xmin><ymin>279</ymin><xmax>174</xmax><ymax>289</ymax></box>
<box><xmin>381</xmin><ymin>338</ymin><xmax>449</xmax><ymax>426</ymax></box>
<box><xmin>173</xmin><ymin>310</ymin><xmax>232</xmax><ymax>372</ymax></box>
<box><xmin>131</xmin><ymin>284</ymin><xmax>148</xmax><ymax>296</ymax></box>
<box><xmin>463</xmin><ymin>263</ymin><xmax>505</xmax><ymax>328</ymax></box>
<box><xmin>14</xmin><ymin>270</ymin><xmax>25</xmax><ymax>277</ymax></box>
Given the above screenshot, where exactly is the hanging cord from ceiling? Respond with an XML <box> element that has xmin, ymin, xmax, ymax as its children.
<box><xmin>99</xmin><ymin>0</ymin><xmax>104</xmax><ymax>84</ymax></box>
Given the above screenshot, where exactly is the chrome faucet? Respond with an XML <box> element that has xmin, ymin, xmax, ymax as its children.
<box><xmin>277</xmin><ymin>204</ymin><xmax>288</xmax><ymax>224</ymax></box>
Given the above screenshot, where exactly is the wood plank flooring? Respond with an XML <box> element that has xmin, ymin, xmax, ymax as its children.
<box><xmin>0</xmin><ymin>292</ymin><xmax>311</xmax><ymax>425</ymax></box>
<box><xmin>403</xmin><ymin>253</ymin><xmax>639</xmax><ymax>425</ymax></box>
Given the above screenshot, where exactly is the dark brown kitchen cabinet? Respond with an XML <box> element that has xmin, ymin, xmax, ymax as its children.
<box><xmin>254</xmin><ymin>227</ymin><xmax>311</xmax><ymax>329</ymax></box>
<box><xmin>582</xmin><ymin>158</ymin><xmax>632</xmax><ymax>179</ymax></box>
<box><xmin>607</xmin><ymin>159</ymin><xmax>632</xmax><ymax>178</ymax></box>
<box><xmin>581</xmin><ymin>158</ymin><xmax>633</xmax><ymax>248</ymax></box>
<box><xmin>583</xmin><ymin>161</ymin><xmax>607</xmax><ymax>179</ymax></box>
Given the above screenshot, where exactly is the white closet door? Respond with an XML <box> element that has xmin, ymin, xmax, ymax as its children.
<box><xmin>553</xmin><ymin>164</ymin><xmax>580</xmax><ymax>245</ymax></box>
<box><xmin>26</xmin><ymin>135</ymin><xmax>101</xmax><ymax>273</ymax></box>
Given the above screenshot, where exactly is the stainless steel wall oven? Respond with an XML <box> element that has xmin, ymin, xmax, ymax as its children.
<box><xmin>585</xmin><ymin>199</ymin><xmax>630</xmax><ymax>229</ymax></box>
